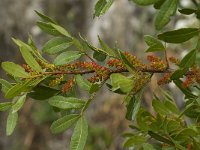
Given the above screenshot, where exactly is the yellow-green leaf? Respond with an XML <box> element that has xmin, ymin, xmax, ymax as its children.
<box><xmin>20</xmin><ymin>46</ymin><xmax>43</xmax><ymax>72</ymax></box>
<box><xmin>42</xmin><ymin>37</ymin><xmax>72</xmax><ymax>54</ymax></box>
<box><xmin>50</xmin><ymin>114</ymin><xmax>80</xmax><ymax>134</ymax></box>
<box><xmin>48</xmin><ymin>96</ymin><xmax>85</xmax><ymax>109</ymax></box>
<box><xmin>155</xmin><ymin>0</ymin><xmax>178</xmax><ymax>30</ymax></box>
<box><xmin>53</xmin><ymin>51</ymin><xmax>82</xmax><ymax>66</ymax></box>
<box><xmin>6</xmin><ymin>111</ymin><xmax>18</xmax><ymax>136</ymax></box>
<box><xmin>70</xmin><ymin>116</ymin><xmax>88</xmax><ymax>150</ymax></box>
<box><xmin>1</xmin><ymin>62</ymin><xmax>30</xmax><ymax>78</ymax></box>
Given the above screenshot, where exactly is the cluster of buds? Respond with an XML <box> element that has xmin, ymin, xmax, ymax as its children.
<box><xmin>124</xmin><ymin>52</ymin><xmax>145</xmax><ymax>69</ymax></box>
<box><xmin>88</xmin><ymin>74</ymin><xmax>101</xmax><ymax>83</ymax></box>
<box><xmin>107</xmin><ymin>59</ymin><xmax>125</xmax><ymax>69</ymax></box>
<box><xmin>169</xmin><ymin>56</ymin><xmax>180</xmax><ymax>65</ymax></box>
<box><xmin>22</xmin><ymin>64</ymin><xmax>41</xmax><ymax>76</ymax></box>
<box><xmin>182</xmin><ymin>67</ymin><xmax>200</xmax><ymax>88</ymax></box>
<box><xmin>132</xmin><ymin>73</ymin><xmax>151</xmax><ymax>92</ymax></box>
<box><xmin>22</xmin><ymin>64</ymin><xmax>33</xmax><ymax>73</ymax></box>
<box><xmin>62</xmin><ymin>78</ymin><xmax>74</xmax><ymax>93</ymax></box>
<box><xmin>157</xmin><ymin>73</ymin><xmax>172</xmax><ymax>85</ymax></box>
<box><xmin>147</xmin><ymin>55</ymin><xmax>167</xmax><ymax>71</ymax></box>
<box><xmin>88</xmin><ymin>63</ymin><xmax>110</xmax><ymax>83</ymax></box>
<box><xmin>38</xmin><ymin>60</ymin><xmax>55</xmax><ymax>71</ymax></box>
<box><xmin>49</xmin><ymin>75</ymin><xmax>64</xmax><ymax>87</ymax></box>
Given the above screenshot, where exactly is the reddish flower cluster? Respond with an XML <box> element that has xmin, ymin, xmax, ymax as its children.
<box><xmin>147</xmin><ymin>55</ymin><xmax>167</xmax><ymax>71</ymax></box>
<box><xmin>157</xmin><ymin>73</ymin><xmax>172</xmax><ymax>85</ymax></box>
<box><xmin>107</xmin><ymin>59</ymin><xmax>124</xmax><ymax>69</ymax></box>
<box><xmin>124</xmin><ymin>52</ymin><xmax>146</xmax><ymax>69</ymax></box>
<box><xmin>182</xmin><ymin>67</ymin><xmax>200</xmax><ymax>88</ymax></box>
<box><xmin>169</xmin><ymin>56</ymin><xmax>180</xmax><ymax>65</ymax></box>
<box><xmin>62</xmin><ymin>78</ymin><xmax>74</xmax><ymax>93</ymax></box>
<box><xmin>49</xmin><ymin>75</ymin><xmax>64</xmax><ymax>87</ymax></box>
<box><xmin>22</xmin><ymin>64</ymin><xmax>32</xmax><ymax>72</ymax></box>
<box><xmin>38</xmin><ymin>60</ymin><xmax>55</xmax><ymax>70</ymax></box>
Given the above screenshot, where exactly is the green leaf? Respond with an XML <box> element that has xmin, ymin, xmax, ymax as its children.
<box><xmin>13</xmin><ymin>38</ymin><xmax>46</xmax><ymax>63</ymax></box>
<box><xmin>48</xmin><ymin>96</ymin><xmax>85</xmax><ymax>109</ymax></box>
<box><xmin>6</xmin><ymin>111</ymin><xmax>18</xmax><ymax>136</ymax></box>
<box><xmin>179</xmin><ymin>49</ymin><xmax>196</xmax><ymax>68</ymax></box>
<box><xmin>36</xmin><ymin>21</ymin><xmax>61</xmax><ymax>36</ymax></box>
<box><xmin>50</xmin><ymin>114</ymin><xmax>80</xmax><ymax>134</ymax></box>
<box><xmin>148</xmin><ymin>131</ymin><xmax>173</xmax><ymax>145</ymax></box>
<box><xmin>124</xmin><ymin>135</ymin><xmax>146</xmax><ymax>148</ymax></box>
<box><xmin>75</xmin><ymin>75</ymin><xmax>92</xmax><ymax>91</ymax></box>
<box><xmin>53</xmin><ymin>51</ymin><xmax>82</xmax><ymax>66</ymax></box>
<box><xmin>164</xmin><ymin>100</ymin><xmax>180</xmax><ymax>114</ymax></box>
<box><xmin>155</xmin><ymin>0</ymin><xmax>178</xmax><ymax>30</ymax></box>
<box><xmin>42</xmin><ymin>37</ymin><xmax>72</xmax><ymax>54</ymax></box>
<box><xmin>152</xmin><ymin>99</ymin><xmax>169</xmax><ymax>115</ymax></box>
<box><xmin>98</xmin><ymin>36</ymin><xmax>116</xmax><ymax>57</ymax></box>
<box><xmin>173</xmin><ymin>79</ymin><xmax>197</xmax><ymax>99</ymax></box>
<box><xmin>5</xmin><ymin>80</ymin><xmax>33</xmax><ymax>99</ymax></box>
<box><xmin>158</xmin><ymin>28</ymin><xmax>199</xmax><ymax>43</ymax></box>
<box><xmin>132</xmin><ymin>0</ymin><xmax>159</xmax><ymax>6</ymax></box>
<box><xmin>89</xmin><ymin>84</ymin><xmax>100</xmax><ymax>94</ymax></box>
<box><xmin>0</xmin><ymin>79</ymin><xmax>12</xmax><ymax>93</ymax></box>
<box><xmin>126</xmin><ymin>89</ymin><xmax>144</xmax><ymax>121</ymax></box>
<box><xmin>144</xmin><ymin>35</ymin><xmax>165</xmax><ymax>52</ymax></box>
<box><xmin>93</xmin><ymin>51</ymin><xmax>107</xmax><ymax>61</ymax></box>
<box><xmin>50</xmin><ymin>23</ymin><xmax>72</xmax><ymax>38</ymax></box>
<box><xmin>28</xmin><ymin>86</ymin><xmax>59</xmax><ymax>100</ymax></box>
<box><xmin>20</xmin><ymin>46</ymin><xmax>43</xmax><ymax>72</ymax></box>
<box><xmin>11</xmin><ymin>94</ymin><xmax>26</xmax><ymax>113</ymax></box>
<box><xmin>12</xmin><ymin>38</ymin><xmax>34</xmax><ymax>53</ymax></box>
<box><xmin>154</xmin><ymin>0</ymin><xmax>165</xmax><ymax>9</ymax></box>
<box><xmin>178</xmin><ymin>9</ymin><xmax>196</xmax><ymax>15</ymax></box>
<box><xmin>170</xmin><ymin>68</ymin><xmax>188</xmax><ymax>80</ymax></box>
<box><xmin>80</xmin><ymin>35</ymin><xmax>115</xmax><ymax>57</ymax></box>
<box><xmin>0</xmin><ymin>102</ymin><xmax>12</xmax><ymax>111</ymax></box>
<box><xmin>136</xmin><ymin>108</ymin><xmax>152</xmax><ymax>131</ymax></box>
<box><xmin>143</xmin><ymin>143</ymin><xmax>156</xmax><ymax>150</ymax></box>
<box><xmin>175</xmin><ymin>128</ymin><xmax>197</xmax><ymax>140</ymax></box>
<box><xmin>166</xmin><ymin>120</ymin><xmax>181</xmax><ymax>133</ymax></box>
<box><xmin>70</xmin><ymin>116</ymin><xmax>88</xmax><ymax>150</ymax></box>
<box><xmin>94</xmin><ymin>0</ymin><xmax>113</xmax><ymax>17</ymax></box>
<box><xmin>1</xmin><ymin>62</ymin><xmax>30</xmax><ymax>78</ymax></box>
<box><xmin>34</xmin><ymin>10</ymin><xmax>56</xmax><ymax>24</ymax></box>
<box><xmin>110</xmin><ymin>73</ymin><xmax>134</xmax><ymax>93</ymax></box>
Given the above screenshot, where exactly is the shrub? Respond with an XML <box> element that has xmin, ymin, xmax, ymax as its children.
<box><xmin>1</xmin><ymin>0</ymin><xmax>200</xmax><ymax>149</ymax></box>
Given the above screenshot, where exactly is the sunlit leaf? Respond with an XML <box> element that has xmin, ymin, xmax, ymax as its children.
<box><xmin>6</xmin><ymin>111</ymin><xmax>18</xmax><ymax>136</ymax></box>
<box><xmin>158</xmin><ymin>28</ymin><xmax>199</xmax><ymax>43</ymax></box>
<box><xmin>0</xmin><ymin>102</ymin><xmax>12</xmax><ymax>112</ymax></box>
<box><xmin>70</xmin><ymin>116</ymin><xmax>88</xmax><ymax>150</ymax></box>
<box><xmin>144</xmin><ymin>35</ymin><xmax>165</xmax><ymax>52</ymax></box>
<box><xmin>94</xmin><ymin>0</ymin><xmax>114</xmax><ymax>17</ymax></box>
<box><xmin>42</xmin><ymin>37</ymin><xmax>72</xmax><ymax>54</ymax></box>
<box><xmin>50</xmin><ymin>23</ymin><xmax>72</xmax><ymax>38</ymax></box>
<box><xmin>35</xmin><ymin>10</ymin><xmax>57</xmax><ymax>23</ymax></box>
<box><xmin>155</xmin><ymin>0</ymin><xmax>178</xmax><ymax>30</ymax></box>
<box><xmin>50</xmin><ymin>114</ymin><xmax>80</xmax><ymax>134</ymax></box>
<box><xmin>11</xmin><ymin>94</ymin><xmax>26</xmax><ymax>113</ymax></box>
<box><xmin>48</xmin><ymin>96</ymin><xmax>85</xmax><ymax>109</ymax></box>
<box><xmin>75</xmin><ymin>75</ymin><xmax>91</xmax><ymax>91</ymax></box>
<box><xmin>20</xmin><ymin>46</ymin><xmax>43</xmax><ymax>72</ymax></box>
<box><xmin>53</xmin><ymin>51</ymin><xmax>82</xmax><ymax>66</ymax></box>
<box><xmin>110</xmin><ymin>73</ymin><xmax>134</xmax><ymax>93</ymax></box>
<box><xmin>1</xmin><ymin>62</ymin><xmax>30</xmax><ymax>78</ymax></box>
<box><xmin>132</xmin><ymin>0</ymin><xmax>159</xmax><ymax>6</ymax></box>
